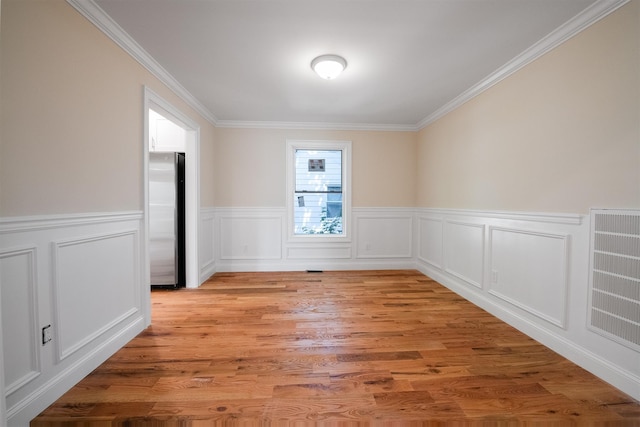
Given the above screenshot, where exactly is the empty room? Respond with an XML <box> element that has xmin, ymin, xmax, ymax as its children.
<box><xmin>1</xmin><ymin>0</ymin><xmax>639</xmax><ymax>425</ymax></box>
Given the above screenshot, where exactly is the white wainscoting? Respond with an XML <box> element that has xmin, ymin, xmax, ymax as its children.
<box><xmin>3</xmin><ymin>206</ymin><xmax>637</xmax><ymax>425</ymax></box>
<box><xmin>418</xmin><ymin>216</ymin><xmax>444</xmax><ymax>269</ymax></box>
<box><xmin>52</xmin><ymin>230</ymin><xmax>140</xmax><ymax>362</ymax></box>
<box><xmin>488</xmin><ymin>227</ymin><xmax>569</xmax><ymax>328</ymax></box>
<box><xmin>0</xmin><ymin>212</ymin><xmax>145</xmax><ymax>426</ymax></box>
<box><xmin>355</xmin><ymin>209</ymin><xmax>413</xmax><ymax>259</ymax></box>
<box><xmin>199</xmin><ymin>208</ymin><xmax>216</xmax><ymax>282</ymax></box>
<box><xmin>213</xmin><ymin>207</ymin><xmax>416</xmax><ymax>271</ymax></box>
<box><xmin>287</xmin><ymin>244</ymin><xmax>351</xmax><ymax>260</ymax></box>
<box><xmin>0</xmin><ymin>247</ymin><xmax>39</xmax><ymax>398</ymax></box>
<box><xmin>415</xmin><ymin>208</ymin><xmax>640</xmax><ymax>401</ymax></box>
<box><xmin>444</xmin><ymin>220</ymin><xmax>485</xmax><ymax>289</ymax></box>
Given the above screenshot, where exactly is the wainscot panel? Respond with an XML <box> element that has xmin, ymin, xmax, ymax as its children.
<box><xmin>444</xmin><ymin>220</ymin><xmax>485</xmax><ymax>289</ymax></box>
<box><xmin>489</xmin><ymin>226</ymin><xmax>568</xmax><ymax>328</ymax></box>
<box><xmin>52</xmin><ymin>230</ymin><xmax>139</xmax><ymax>361</ymax></box>
<box><xmin>355</xmin><ymin>209</ymin><xmax>413</xmax><ymax>259</ymax></box>
<box><xmin>219</xmin><ymin>214</ymin><xmax>282</xmax><ymax>260</ymax></box>
<box><xmin>200</xmin><ymin>208</ymin><xmax>216</xmax><ymax>282</ymax></box>
<box><xmin>415</xmin><ymin>208</ymin><xmax>640</xmax><ymax>401</ymax></box>
<box><xmin>417</xmin><ymin>215</ymin><xmax>444</xmax><ymax>268</ymax></box>
<box><xmin>213</xmin><ymin>207</ymin><xmax>415</xmax><ymax>272</ymax></box>
<box><xmin>0</xmin><ymin>247</ymin><xmax>40</xmax><ymax>397</ymax></box>
<box><xmin>0</xmin><ymin>212</ymin><xmax>145</xmax><ymax>426</ymax></box>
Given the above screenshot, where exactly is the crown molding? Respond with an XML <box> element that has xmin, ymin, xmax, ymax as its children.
<box><xmin>66</xmin><ymin>0</ymin><xmax>218</xmax><ymax>126</ymax></box>
<box><xmin>67</xmin><ymin>0</ymin><xmax>627</xmax><ymax>133</ymax></box>
<box><xmin>215</xmin><ymin>120</ymin><xmax>419</xmax><ymax>132</ymax></box>
<box><xmin>416</xmin><ymin>0</ymin><xmax>630</xmax><ymax>130</ymax></box>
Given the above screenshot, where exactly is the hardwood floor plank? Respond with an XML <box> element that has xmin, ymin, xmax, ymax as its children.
<box><xmin>32</xmin><ymin>270</ymin><xmax>640</xmax><ymax>425</ymax></box>
<box><xmin>265</xmin><ymin>396</ymin><xmax>379</xmax><ymax>421</ymax></box>
<box><xmin>336</xmin><ymin>351</ymin><xmax>423</xmax><ymax>362</ymax></box>
<box><xmin>148</xmin><ymin>398</ymin><xmax>271</xmax><ymax>418</ymax></box>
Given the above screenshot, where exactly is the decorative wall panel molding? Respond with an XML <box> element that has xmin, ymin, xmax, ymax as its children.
<box><xmin>0</xmin><ymin>247</ymin><xmax>40</xmax><ymax>396</ymax></box>
<box><xmin>416</xmin><ymin>208</ymin><xmax>583</xmax><ymax>225</ymax></box>
<box><xmin>489</xmin><ymin>227</ymin><xmax>569</xmax><ymax>328</ymax></box>
<box><xmin>200</xmin><ymin>208</ymin><xmax>216</xmax><ymax>281</ymax></box>
<box><xmin>417</xmin><ymin>216</ymin><xmax>444</xmax><ymax>269</ymax></box>
<box><xmin>219</xmin><ymin>215</ymin><xmax>283</xmax><ymax>260</ymax></box>
<box><xmin>214</xmin><ymin>207</ymin><xmax>415</xmax><ymax>271</ymax></box>
<box><xmin>444</xmin><ymin>221</ymin><xmax>485</xmax><ymax>289</ymax></box>
<box><xmin>0</xmin><ymin>212</ymin><xmax>145</xmax><ymax>426</ymax></box>
<box><xmin>52</xmin><ymin>230</ymin><xmax>140</xmax><ymax>361</ymax></box>
<box><xmin>355</xmin><ymin>213</ymin><xmax>413</xmax><ymax>259</ymax></box>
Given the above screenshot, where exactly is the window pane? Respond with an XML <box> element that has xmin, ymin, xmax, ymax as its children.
<box><xmin>294</xmin><ymin>149</ymin><xmax>342</xmax><ymax>235</ymax></box>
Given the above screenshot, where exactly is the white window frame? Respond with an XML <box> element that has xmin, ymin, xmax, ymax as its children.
<box><xmin>286</xmin><ymin>140</ymin><xmax>352</xmax><ymax>242</ymax></box>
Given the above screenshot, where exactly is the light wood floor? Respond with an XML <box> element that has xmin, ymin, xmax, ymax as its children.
<box><xmin>33</xmin><ymin>270</ymin><xmax>640</xmax><ymax>425</ymax></box>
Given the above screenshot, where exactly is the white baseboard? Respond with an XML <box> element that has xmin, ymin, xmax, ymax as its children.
<box><xmin>7</xmin><ymin>316</ymin><xmax>145</xmax><ymax>426</ymax></box>
<box><xmin>215</xmin><ymin>258</ymin><xmax>416</xmax><ymax>273</ymax></box>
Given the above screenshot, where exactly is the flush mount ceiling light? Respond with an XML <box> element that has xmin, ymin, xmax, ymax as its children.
<box><xmin>311</xmin><ymin>54</ymin><xmax>347</xmax><ymax>80</ymax></box>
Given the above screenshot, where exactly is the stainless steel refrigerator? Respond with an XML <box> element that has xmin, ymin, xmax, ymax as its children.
<box><xmin>149</xmin><ymin>152</ymin><xmax>186</xmax><ymax>288</ymax></box>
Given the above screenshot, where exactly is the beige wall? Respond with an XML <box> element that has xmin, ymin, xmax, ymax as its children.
<box><xmin>213</xmin><ymin>128</ymin><xmax>416</xmax><ymax>208</ymax></box>
<box><xmin>3</xmin><ymin>0</ymin><xmax>637</xmax><ymax>217</ymax></box>
<box><xmin>416</xmin><ymin>1</ymin><xmax>640</xmax><ymax>214</ymax></box>
<box><xmin>0</xmin><ymin>0</ymin><xmax>216</xmax><ymax>217</ymax></box>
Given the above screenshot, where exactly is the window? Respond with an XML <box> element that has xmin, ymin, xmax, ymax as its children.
<box><xmin>287</xmin><ymin>140</ymin><xmax>351</xmax><ymax>240</ymax></box>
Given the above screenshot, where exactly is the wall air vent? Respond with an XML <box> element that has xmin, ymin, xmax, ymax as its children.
<box><xmin>588</xmin><ymin>209</ymin><xmax>640</xmax><ymax>351</ymax></box>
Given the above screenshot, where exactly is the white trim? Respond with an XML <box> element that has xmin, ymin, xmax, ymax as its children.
<box><xmin>0</xmin><ymin>246</ymin><xmax>41</xmax><ymax>396</ymax></box>
<box><xmin>416</xmin><ymin>216</ymin><xmax>444</xmax><ymax>269</ymax></box>
<box><xmin>443</xmin><ymin>220</ymin><xmax>485</xmax><ymax>289</ymax></box>
<box><xmin>0</xmin><ymin>211</ymin><xmax>143</xmax><ymax>233</ymax></box>
<box><xmin>354</xmin><ymin>210</ymin><xmax>414</xmax><ymax>259</ymax></box>
<box><xmin>417</xmin><ymin>207</ymin><xmax>584</xmax><ymax>225</ymax></box>
<box><xmin>286</xmin><ymin>140</ymin><xmax>352</xmax><ymax>243</ymax></box>
<box><xmin>144</xmin><ymin>87</ymin><xmax>201</xmax><ymax>291</ymax></box>
<box><xmin>199</xmin><ymin>207</ymin><xmax>217</xmax><ymax>283</ymax></box>
<box><xmin>219</xmin><ymin>215</ymin><xmax>283</xmax><ymax>260</ymax></box>
<box><xmin>487</xmin><ymin>226</ymin><xmax>570</xmax><ymax>329</ymax></box>
<box><xmin>66</xmin><ymin>0</ymin><xmax>217</xmax><ymax>126</ymax></box>
<box><xmin>51</xmin><ymin>230</ymin><xmax>141</xmax><ymax>361</ymax></box>
<box><xmin>417</xmin><ymin>0</ymin><xmax>630</xmax><ymax>129</ymax></box>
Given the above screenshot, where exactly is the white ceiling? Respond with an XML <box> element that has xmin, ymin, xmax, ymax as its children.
<box><xmin>90</xmin><ymin>0</ymin><xmax>607</xmax><ymax>129</ymax></box>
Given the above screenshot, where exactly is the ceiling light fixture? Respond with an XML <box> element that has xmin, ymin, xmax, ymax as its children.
<box><xmin>311</xmin><ymin>54</ymin><xmax>347</xmax><ymax>80</ymax></box>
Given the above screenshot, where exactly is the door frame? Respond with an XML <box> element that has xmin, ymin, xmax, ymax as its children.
<box><xmin>143</xmin><ymin>87</ymin><xmax>201</xmax><ymax>322</ymax></box>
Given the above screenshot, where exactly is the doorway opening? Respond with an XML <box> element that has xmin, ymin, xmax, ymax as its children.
<box><xmin>143</xmin><ymin>87</ymin><xmax>200</xmax><ymax>323</ymax></box>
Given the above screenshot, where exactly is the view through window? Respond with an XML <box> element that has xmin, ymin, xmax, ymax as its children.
<box><xmin>294</xmin><ymin>149</ymin><xmax>343</xmax><ymax>235</ymax></box>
